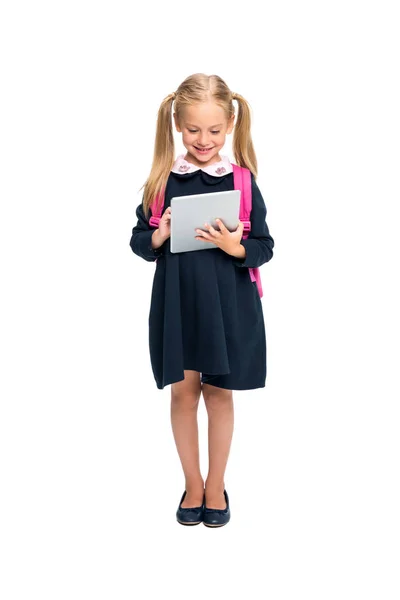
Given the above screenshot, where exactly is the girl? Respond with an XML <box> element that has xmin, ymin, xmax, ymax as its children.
<box><xmin>129</xmin><ymin>73</ymin><xmax>275</xmax><ymax>527</ymax></box>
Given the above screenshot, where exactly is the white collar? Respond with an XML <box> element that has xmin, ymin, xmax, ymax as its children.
<box><xmin>171</xmin><ymin>154</ymin><xmax>233</xmax><ymax>177</ymax></box>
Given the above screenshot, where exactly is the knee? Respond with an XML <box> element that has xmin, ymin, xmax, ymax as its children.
<box><xmin>171</xmin><ymin>390</ymin><xmax>201</xmax><ymax>410</ymax></box>
<box><xmin>202</xmin><ymin>385</ymin><xmax>233</xmax><ymax>412</ymax></box>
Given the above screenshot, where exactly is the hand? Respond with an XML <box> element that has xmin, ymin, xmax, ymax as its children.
<box><xmin>158</xmin><ymin>206</ymin><xmax>171</xmax><ymax>241</ymax></box>
<box><xmin>195</xmin><ymin>218</ymin><xmax>245</xmax><ymax>256</ymax></box>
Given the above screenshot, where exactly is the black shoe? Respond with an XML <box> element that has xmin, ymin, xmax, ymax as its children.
<box><xmin>203</xmin><ymin>489</ymin><xmax>230</xmax><ymax>527</ymax></box>
<box><xmin>176</xmin><ymin>490</ymin><xmax>205</xmax><ymax>526</ymax></box>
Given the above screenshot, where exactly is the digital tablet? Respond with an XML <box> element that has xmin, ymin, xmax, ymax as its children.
<box><xmin>170</xmin><ymin>189</ymin><xmax>241</xmax><ymax>253</ymax></box>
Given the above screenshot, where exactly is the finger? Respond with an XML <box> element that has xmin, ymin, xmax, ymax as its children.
<box><xmin>215</xmin><ymin>218</ymin><xmax>227</xmax><ymax>232</ymax></box>
<box><xmin>205</xmin><ymin>222</ymin><xmax>219</xmax><ymax>237</ymax></box>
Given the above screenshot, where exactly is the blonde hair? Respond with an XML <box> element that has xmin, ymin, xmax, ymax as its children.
<box><xmin>139</xmin><ymin>73</ymin><xmax>258</xmax><ymax>220</ymax></box>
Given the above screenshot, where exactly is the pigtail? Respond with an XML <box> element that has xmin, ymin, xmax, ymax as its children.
<box><xmin>140</xmin><ymin>92</ymin><xmax>176</xmax><ymax>220</ymax></box>
<box><xmin>232</xmin><ymin>92</ymin><xmax>258</xmax><ymax>179</ymax></box>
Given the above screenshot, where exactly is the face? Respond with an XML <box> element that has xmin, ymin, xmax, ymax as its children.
<box><xmin>173</xmin><ymin>101</ymin><xmax>235</xmax><ymax>167</ymax></box>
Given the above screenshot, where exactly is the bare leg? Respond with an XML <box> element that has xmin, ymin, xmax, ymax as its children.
<box><xmin>202</xmin><ymin>383</ymin><xmax>234</xmax><ymax>509</ymax></box>
<box><xmin>170</xmin><ymin>370</ymin><xmax>204</xmax><ymax>507</ymax></box>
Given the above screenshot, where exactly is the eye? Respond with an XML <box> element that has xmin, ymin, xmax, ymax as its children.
<box><xmin>188</xmin><ymin>129</ymin><xmax>220</xmax><ymax>134</ymax></box>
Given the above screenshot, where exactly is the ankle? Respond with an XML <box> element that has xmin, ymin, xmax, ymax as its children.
<box><xmin>205</xmin><ymin>480</ymin><xmax>225</xmax><ymax>494</ymax></box>
<box><xmin>185</xmin><ymin>477</ymin><xmax>204</xmax><ymax>491</ymax></box>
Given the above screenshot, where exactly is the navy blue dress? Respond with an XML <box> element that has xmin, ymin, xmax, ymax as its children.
<box><xmin>129</xmin><ymin>166</ymin><xmax>274</xmax><ymax>390</ymax></box>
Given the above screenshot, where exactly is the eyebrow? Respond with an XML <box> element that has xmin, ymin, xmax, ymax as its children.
<box><xmin>185</xmin><ymin>123</ymin><xmax>224</xmax><ymax>128</ymax></box>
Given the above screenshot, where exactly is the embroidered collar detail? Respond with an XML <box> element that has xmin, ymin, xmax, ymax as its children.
<box><xmin>171</xmin><ymin>154</ymin><xmax>233</xmax><ymax>177</ymax></box>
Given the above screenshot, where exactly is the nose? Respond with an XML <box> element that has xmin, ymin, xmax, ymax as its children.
<box><xmin>198</xmin><ymin>133</ymin><xmax>210</xmax><ymax>147</ymax></box>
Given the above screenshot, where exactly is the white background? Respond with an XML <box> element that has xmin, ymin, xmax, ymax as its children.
<box><xmin>1</xmin><ymin>1</ymin><xmax>399</xmax><ymax>598</ymax></box>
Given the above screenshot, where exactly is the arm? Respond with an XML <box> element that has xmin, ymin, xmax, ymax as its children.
<box><xmin>232</xmin><ymin>173</ymin><xmax>275</xmax><ymax>268</ymax></box>
<box><xmin>129</xmin><ymin>201</ymin><xmax>166</xmax><ymax>262</ymax></box>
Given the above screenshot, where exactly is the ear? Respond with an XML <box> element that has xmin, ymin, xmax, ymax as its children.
<box><xmin>173</xmin><ymin>112</ymin><xmax>181</xmax><ymax>133</ymax></box>
<box><xmin>226</xmin><ymin>114</ymin><xmax>235</xmax><ymax>135</ymax></box>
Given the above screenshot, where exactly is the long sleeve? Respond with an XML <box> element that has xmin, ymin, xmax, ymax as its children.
<box><xmin>129</xmin><ymin>201</ymin><xmax>165</xmax><ymax>262</ymax></box>
<box><xmin>232</xmin><ymin>173</ymin><xmax>275</xmax><ymax>268</ymax></box>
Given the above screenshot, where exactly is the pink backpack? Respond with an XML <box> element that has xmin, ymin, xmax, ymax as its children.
<box><xmin>148</xmin><ymin>163</ymin><xmax>263</xmax><ymax>298</ymax></box>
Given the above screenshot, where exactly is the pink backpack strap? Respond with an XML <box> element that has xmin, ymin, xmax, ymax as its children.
<box><xmin>232</xmin><ymin>163</ymin><xmax>251</xmax><ymax>234</ymax></box>
<box><xmin>149</xmin><ymin>189</ymin><xmax>166</xmax><ymax>229</ymax></box>
<box><xmin>232</xmin><ymin>163</ymin><xmax>263</xmax><ymax>298</ymax></box>
<box><xmin>148</xmin><ymin>190</ymin><xmax>166</xmax><ymax>264</ymax></box>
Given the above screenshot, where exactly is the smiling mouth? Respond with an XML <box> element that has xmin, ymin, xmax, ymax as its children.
<box><xmin>195</xmin><ymin>146</ymin><xmax>213</xmax><ymax>152</ymax></box>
